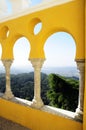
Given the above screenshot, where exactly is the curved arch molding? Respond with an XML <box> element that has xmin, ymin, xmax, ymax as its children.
<box><xmin>0</xmin><ymin>0</ymin><xmax>84</xmax><ymax>60</ymax></box>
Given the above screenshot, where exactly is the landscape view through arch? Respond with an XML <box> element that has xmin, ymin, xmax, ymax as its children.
<box><xmin>0</xmin><ymin>0</ymin><xmax>80</xmax><ymax>112</ymax></box>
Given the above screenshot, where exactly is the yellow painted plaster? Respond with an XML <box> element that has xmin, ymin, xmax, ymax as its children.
<box><xmin>0</xmin><ymin>0</ymin><xmax>85</xmax><ymax>60</ymax></box>
<box><xmin>0</xmin><ymin>98</ymin><xmax>83</xmax><ymax>130</ymax></box>
<box><xmin>0</xmin><ymin>0</ymin><xmax>85</xmax><ymax>130</ymax></box>
<box><xmin>83</xmin><ymin>1</ymin><xmax>86</xmax><ymax>130</ymax></box>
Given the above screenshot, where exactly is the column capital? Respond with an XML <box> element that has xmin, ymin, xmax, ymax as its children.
<box><xmin>30</xmin><ymin>58</ymin><xmax>45</xmax><ymax>69</ymax></box>
<box><xmin>2</xmin><ymin>60</ymin><xmax>13</xmax><ymax>69</ymax></box>
<box><xmin>75</xmin><ymin>59</ymin><xmax>85</xmax><ymax>72</ymax></box>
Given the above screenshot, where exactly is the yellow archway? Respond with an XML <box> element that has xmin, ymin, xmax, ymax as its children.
<box><xmin>0</xmin><ymin>0</ymin><xmax>85</xmax><ymax>130</ymax></box>
<box><xmin>43</xmin><ymin>31</ymin><xmax>76</xmax><ymax>66</ymax></box>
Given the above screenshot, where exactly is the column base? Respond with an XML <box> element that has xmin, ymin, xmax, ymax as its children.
<box><xmin>31</xmin><ymin>98</ymin><xmax>44</xmax><ymax>109</ymax></box>
<box><xmin>3</xmin><ymin>91</ymin><xmax>14</xmax><ymax>100</ymax></box>
<box><xmin>75</xmin><ymin>108</ymin><xmax>83</xmax><ymax>121</ymax></box>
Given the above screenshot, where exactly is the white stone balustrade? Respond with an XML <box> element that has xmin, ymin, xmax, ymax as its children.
<box><xmin>2</xmin><ymin>60</ymin><xmax>14</xmax><ymax>99</ymax></box>
<box><xmin>75</xmin><ymin>59</ymin><xmax>85</xmax><ymax>121</ymax></box>
<box><xmin>30</xmin><ymin>59</ymin><xmax>45</xmax><ymax>109</ymax></box>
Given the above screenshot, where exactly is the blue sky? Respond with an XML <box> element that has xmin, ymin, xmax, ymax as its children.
<box><xmin>30</xmin><ymin>0</ymin><xmax>42</xmax><ymax>6</ymax></box>
<box><xmin>0</xmin><ymin>0</ymin><xmax>77</xmax><ymax>68</ymax></box>
<box><xmin>44</xmin><ymin>32</ymin><xmax>76</xmax><ymax>67</ymax></box>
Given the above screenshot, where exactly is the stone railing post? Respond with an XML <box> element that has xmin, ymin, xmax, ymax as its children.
<box><xmin>75</xmin><ymin>59</ymin><xmax>85</xmax><ymax>120</ymax></box>
<box><xmin>30</xmin><ymin>58</ymin><xmax>45</xmax><ymax>109</ymax></box>
<box><xmin>2</xmin><ymin>60</ymin><xmax>14</xmax><ymax>99</ymax></box>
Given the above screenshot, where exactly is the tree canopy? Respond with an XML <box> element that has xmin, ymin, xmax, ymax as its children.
<box><xmin>0</xmin><ymin>72</ymin><xmax>79</xmax><ymax>112</ymax></box>
<box><xmin>47</xmin><ymin>74</ymin><xmax>79</xmax><ymax>112</ymax></box>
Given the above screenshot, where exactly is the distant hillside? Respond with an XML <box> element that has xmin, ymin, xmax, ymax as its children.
<box><xmin>0</xmin><ymin>72</ymin><xmax>49</xmax><ymax>104</ymax></box>
<box><xmin>47</xmin><ymin>73</ymin><xmax>79</xmax><ymax>111</ymax></box>
<box><xmin>0</xmin><ymin>72</ymin><xmax>79</xmax><ymax>111</ymax></box>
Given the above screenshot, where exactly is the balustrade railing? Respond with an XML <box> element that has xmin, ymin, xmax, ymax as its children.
<box><xmin>0</xmin><ymin>59</ymin><xmax>84</xmax><ymax>121</ymax></box>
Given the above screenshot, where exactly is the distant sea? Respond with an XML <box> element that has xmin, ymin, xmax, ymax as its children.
<box><xmin>42</xmin><ymin>67</ymin><xmax>79</xmax><ymax>77</ymax></box>
<box><xmin>0</xmin><ymin>65</ymin><xmax>79</xmax><ymax>77</ymax></box>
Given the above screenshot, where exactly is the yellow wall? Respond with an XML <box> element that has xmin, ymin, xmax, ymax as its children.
<box><xmin>83</xmin><ymin>1</ymin><xmax>86</xmax><ymax>130</ymax></box>
<box><xmin>0</xmin><ymin>0</ymin><xmax>85</xmax><ymax>130</ymax></box>
<box><xmin>0</xmin><ymin>0</ymin><xmax>85</xmax><ymax>60</ymax></box>
<box><xmin>0</xmin><ymin>98</ymin><xmax>82</xmax><ymax>130</ymax></box>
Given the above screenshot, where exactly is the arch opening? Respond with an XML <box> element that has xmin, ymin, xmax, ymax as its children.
<box><xmin>11</xmin><ymin>37</ymin><xmax>34</xmax><ymax>101</ymax></box>
<box><xmin>43</xmin><ymin>32</ymin><xmax>77</xmax><ymax>68</ymax></box>
<box><xmin>29</xmin><ymin>18</ymin><xmax>42</xmax><ymax>35</ymax></box>
<box><xmin>34</xmin><ymin>22</ymin><xmax>42</xmax><ymax>35</ymax></box>
<box><xmin>41</xmin><ymin>32</ymin><xmax>79</xmax><ymax>112</ymax></box>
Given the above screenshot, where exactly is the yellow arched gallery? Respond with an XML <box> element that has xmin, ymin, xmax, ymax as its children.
<box><xmin>0</xmin><ymin>0</ymin><xmax>85</xmax><ymax>130</ymax></box>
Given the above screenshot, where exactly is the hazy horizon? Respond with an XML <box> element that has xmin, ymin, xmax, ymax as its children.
<box><xmin>0</xmin><ymin>64</ymin><xmax>79</xmax><ymax>77</ymax></box>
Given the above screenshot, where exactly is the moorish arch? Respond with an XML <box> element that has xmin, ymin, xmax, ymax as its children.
<box><xmin>42</xmin><ymin>29</ymin><xmax>85</xmax><ymax>120</ymax></box>
<box><xmin>0</xmin><ymin>35</ymin><xmax>33</xmax><ymax>99</ymax></box>
<box><xmin>10</xmin><ymin>36</ymin><xmax>34</xmax><ymax>99</ymax></box>
<box><xmin>43</xmin><ymin>31</ymin><xmax>76</xmax><ymax>68</ymax></box>
<box><xmin>11</xmin><ymin>36</ymin><xmax>33</xmax><ymax>73</ymax></box>
<box><xmin>42</xmin><ymin>31</ymin><xmax>77</xmax><ymax>110</ymax></box>
<box><xmin>41</xmin><ymin>28</ymin><xmax>78</xmax><ymax>60</ymax></box>
<box><xmin>13</xmin><ymin>36</ymin><xmax>31</xmax><ymax>62</ymax></box>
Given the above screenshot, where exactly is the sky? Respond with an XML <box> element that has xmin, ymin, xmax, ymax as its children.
<box><xmin>0</xmin><ymin>0</ymin><xmax>77</xmax><ymax>69</ymax></box>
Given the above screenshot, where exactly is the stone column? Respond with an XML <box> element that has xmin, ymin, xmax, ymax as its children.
<box><xmin>2</xmin><ymin>60</ymin><xmax>14</xmax><ymax>99</ymax></box>
<box><xmin>75</xmin><ymin>59</ymin><xmax>85</xmax><ymax>120</ymax></box>
<box><xmin>30</xmin><ymin>59</ymin><xmax>45</xmax><ymax>109</ymax></box>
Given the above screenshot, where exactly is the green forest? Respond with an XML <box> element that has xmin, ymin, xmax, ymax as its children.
<box><xmin>0</xmin><ymin>72</ymin><xmax>79</xmax><ymax>112</ymax></box>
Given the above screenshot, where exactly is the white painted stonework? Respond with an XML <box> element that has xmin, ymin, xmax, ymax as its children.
<box><xmin>0</xmin><ymin>0</ymin><xmax>74</xmax><ymax>23</ymax></box>
<box><xmin>2</xmin><ymin>60</ymin><xmax>14</xmax><ymax>99</ymax></box>
<box><xmin>75</xmin><ymin>60</ymin><xmax>85</xmax><ymax>121</ymax></box>
<box><xmin>30</xmin><ymin>59</ymin><xmax>45</xmax><ymax>108</ymax></box>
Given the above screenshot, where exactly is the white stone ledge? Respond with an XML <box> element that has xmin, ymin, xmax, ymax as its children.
<box><xmin>41</xmin><ymin>105</ymin><xmax>81</xmax><ymax>122</ymax></box>
<box><xmin>0</xmin><ymin>93</ymin><xmax>82</xmax><ymax>123</ymax></box>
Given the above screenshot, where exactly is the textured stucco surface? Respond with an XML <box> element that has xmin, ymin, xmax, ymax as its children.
<box><xmin>0</xmin><ymin>117</ymin><xmax>30</xmax><ymax>130</ymax></box>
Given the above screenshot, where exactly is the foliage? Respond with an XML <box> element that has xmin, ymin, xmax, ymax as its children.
<box><xmin>47</xmin><ymin>74</ymin><xmax>79</xmax><ymax>112</ymax></box>
<box><xmin>0</xmin><ymin>72</ymin><xmax>49</xmax><ymax>104</ymax></box>
<box><xmin>0</xmin><ymin>72</ymin><xmax>79</xmax><ymax>112</ymax></box>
